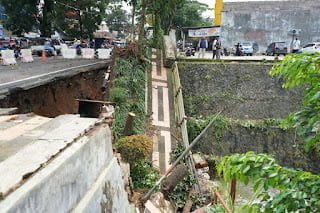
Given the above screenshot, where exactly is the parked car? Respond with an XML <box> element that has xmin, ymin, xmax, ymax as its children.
<box><xmin>239</xmin><ymin>42</ymin><xmax>259</xmax><ymax>56</ymax></box>
<box><xmin>266</xmin><ymin>42</ymin><xmax>288</xmax><ymax>56</ymax></box>
<box><xmin>0</xmin><ymin>37</ymin><xmax>11</xmax><ymax>49</ymax></box>
<box><xmin>298</xmin><ymin>42</ymin><xmax>320</xmax><ymax>53</ymax></box>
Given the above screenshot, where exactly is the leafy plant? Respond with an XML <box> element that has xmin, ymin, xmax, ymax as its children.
<box><xmin>187</xmin><ymin>114</ymin><xmax>230</xmax><ymax>142</ymax></box>
<box><xmin>170</xmin><ymin>143</ymin><xmax>185</xmax><ymax>163</ymax></box>
<box><xmin>131</xmin><ymin>160</ymin><xmax>160</xmax><ymax>189</ymax></box>
<box><xmin>110</xmin><ymin>87</ymin><xmax>129</xmax><ymax>105</ymax></box>
<box><xmin>205</xmin><ymin>204</ymin><xmax>226</xmax><ymax>213</ymax></box>
<box><xmin>217</xmin><ymin>152</ymin><xmax>320</xmax><ymax>212</ymax></box>
<box><xmin>115</xmin><ymin>134</ymin><xmax>153</xmax><ymax>164</ymax></box>
<box><xmin>270</xmin><ymin>53</ymin><xmax>320</xmax><ymax>154</ymax></box>
<box><xmin>169</xmin><ymin>173</ymin><xmax>196</xmax><ymax>209</ymax></box>
<box><xmin>111</xmin><ymin>57</ymin><xmax>147</xmax><ymax>139</ymax></box>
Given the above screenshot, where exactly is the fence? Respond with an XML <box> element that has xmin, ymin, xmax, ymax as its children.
<box><xmin>171</xmin><ymin>62</ymin><xmax>201</xmax><ymax>188</ymax></box>
<box><xmin>172</xmin><ymin>62</ymin><xmax>189</xmax><ymax>149</ymax></box>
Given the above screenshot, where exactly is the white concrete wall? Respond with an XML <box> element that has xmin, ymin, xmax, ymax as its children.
<box><xmin>0</xmin><ymin>125</ymin><xmax>133</xmax><ymax>213</ymax></box>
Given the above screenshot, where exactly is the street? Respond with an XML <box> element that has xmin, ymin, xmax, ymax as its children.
<box><xmin>0</xmin><ymin>57</ymin><xmax>110</xmax><ymax>97</ymax></box>
<box><xmin>182</xmin><ymin>51</ymin><xmax>283</xmax><ymax>61</ymax></box>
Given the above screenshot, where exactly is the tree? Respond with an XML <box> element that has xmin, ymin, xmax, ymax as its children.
<box><xmin>1</xmin><ymin>0</ymin><xmax>38</xmax><ymax>36</ymax></box>
<box><xmin>39</xmin><ymin>0</ymin><xmax>55</xmax><ymax>37</ymax></box>
<box><xmin>53</xmin><ymin>0</ymin><xmax>109</xmax><ymax>39</ymax></box>
<box><xmin>172</xmin><ymin>0</ymin><xmax>211</xmax><ymax>29</ymax></box>
<box><xmin>104</xmin><ymin>3</ymin><xmax>129</xmax><ymax>36</ymax></box>
<box><xmin>270</xmin><ymin>53</ymin><xmax>320</xmax><ymax>154</ymax></box>
<box><xmin>217</xmin><ymin>152</ymin><xmax>320</xmax><ymax>212</ymax></box>
<box><xmin>123</xmin><ymin>0</ymin><xmax>139</xmax><ymax>40</ymax></box>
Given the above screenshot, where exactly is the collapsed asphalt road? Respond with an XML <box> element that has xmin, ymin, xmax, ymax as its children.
<box><xmin>0</xmin><ymin>57</ymin><xmax>111</xmax><ymax>98</ymax></box>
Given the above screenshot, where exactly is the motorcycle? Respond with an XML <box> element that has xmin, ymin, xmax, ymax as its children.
<box><xmin>185</xmin><ymin>46</ymin><xmax>196</xmax><ymax>56</ymax></box>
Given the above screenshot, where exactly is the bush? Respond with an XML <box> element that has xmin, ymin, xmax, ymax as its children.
<box><xmin>131</xmin><ymin>160</ymin><xmax>160</xmax><ymax>189</ymax></box>
<box><xmin>110</xmin><ymin>87</ymin><xmax>129</xmax><ymax>105</ymax></box>
<box><xmin>111</xmin><ymin>57</ymin><xmax>147</xmax><ymax>139</ymax></box>
<box><xmin>115</xmin><ymin>134</ymin><xmax>153</xmax><ymax>164</ymax></box>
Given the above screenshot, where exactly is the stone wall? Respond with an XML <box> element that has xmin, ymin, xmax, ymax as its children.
<box><xmin>179</xmin><ymin>62</ymin><xmax>302</xmax><ymax>119</ymax></box>
<box><xmin>178</xmin><ymin>62</ymin><xmax>320</xmax><ymax>172</ymax></box>
<box><xmin>221</xmin><ymin>0</ymin><xmax>320</xmax><ymax>52</ymax></box>
<box><xmin>193</xmin><ymin>121</ymin><xmax>320</xmax><ymax>173</ymax></box>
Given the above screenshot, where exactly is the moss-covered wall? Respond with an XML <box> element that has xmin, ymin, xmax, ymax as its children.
<box><xmin>191</xmin><ymin>118</ymin><xmax>320</xmax><ymax>173</ymax></box>
<box><xmin>179</xmin><ymin>62</ymin><xmax>319</xmax><ymax>173</ymax></box>
<box><xmin>179</xmin><ymin>62</ymin><xmax>302</xmax><ymax>119</ymax></box>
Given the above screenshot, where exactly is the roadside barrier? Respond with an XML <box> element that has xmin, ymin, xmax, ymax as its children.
<box><xmin>21</xmin><ymin>49</ymin><xmax>34</xmax><ymax>63</ymax></box>
<box><xmin>81</xmin><ymin>48</ymin><xmax>95</xmax><ymax>59</ymax></box>
<box><xmin>97</xmin><ymin>49</ymin><xmax>111</xmax><ymax>59</ymax></box>
<box><xmin>1</xmin><ymin>50</ymin><xmax>17</xmax><ymax>65</ymax></box>
<box><xmin>61</xmin><ymin>48</ymin><xmax>77</xmax><ymax>59</ymax></box>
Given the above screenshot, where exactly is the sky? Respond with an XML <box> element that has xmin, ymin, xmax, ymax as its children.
<box><xmin>198</xmin><ymin>0</ymin><xmax>215</xmax><ymax>19</ymax></box>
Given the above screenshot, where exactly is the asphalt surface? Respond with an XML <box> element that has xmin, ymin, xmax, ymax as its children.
<box><xmin>0</xmin><ymin>56</ymin><xmax>111</xmax><ymax>98</ymax></box>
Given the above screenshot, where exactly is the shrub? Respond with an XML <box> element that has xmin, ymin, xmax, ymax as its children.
<box><xmin>115</xmin><ymin>134</ymin><xmax>153</xmax><ymax>164</ymax></box>
<box><xmin>131</xmin><ymin>160</ymin><xmax>160</xmax><ymax>189</ymax></box>
<box><xmin>110</xmin><ymin>87</ymin><xmax>129</xmax><ymax>105</ymax></box>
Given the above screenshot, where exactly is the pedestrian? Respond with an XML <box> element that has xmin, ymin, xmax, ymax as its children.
<box><xmin>292</xmin><ymin>37</ymin><xmax>300</xmax><ymax>53</ymax></box>
<box><xmin>235</xmin><ymin>43</ymin><xmax>241</xmax><ymax>56</ymax></box>
<box><xmin>215</xmin><ymin>37</ymin><xmax>222</xmax><ymax>59</ymax></box>
<box><xmin>212</xmin><ymin>38</ymin><xmax>217</xmax><ymax>59</ymax></box>
<box><xmin>197</xmin><ymin>37</ymin><xmax>208</xmax><ymax>58</ymax></box>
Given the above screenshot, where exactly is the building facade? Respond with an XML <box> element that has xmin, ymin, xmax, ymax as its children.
<box><xmin>221</xmin><ymin>0</ymin><xmax>320</xmax><ymax>52</ymax></box>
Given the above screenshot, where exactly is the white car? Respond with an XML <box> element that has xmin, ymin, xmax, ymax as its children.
<box><xmin>300</xmin><ymin>42</ymin><xmax>320</xmax><ymax>53</ymax></box>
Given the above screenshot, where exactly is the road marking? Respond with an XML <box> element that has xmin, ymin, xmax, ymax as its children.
<box><xmin>0</xmin><ymin>61</ymin><xmax>108</xmax><ymax>88</ymax></box>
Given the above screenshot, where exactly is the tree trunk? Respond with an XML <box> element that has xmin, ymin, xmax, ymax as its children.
<box><xmin>138</xmin><ymin>0</ymin><xmax>147</xmax><ymax>57</ymax></box>
<box><xmin>161</xmin><ymin>164</ymin><xmax>189</xmax><ymax>198</ymax></box>
<box><xmin>40</xmin><ymin>0</ymin><xmax>53</xmax><ymax>37</ymax></box>
<box><xmin>131</xmin><ymin>4</ymin><xmax>136</xmax><ymax>40</ymax></box>
<box><xmin>123</xmin><ymin>112</ymin><xmax>136</xmax><ymax>136</ymax></box>
<box><xmin>78</xmin><ymin>10</ymin><xmax>84</xmax><ymax>39</ymax></box>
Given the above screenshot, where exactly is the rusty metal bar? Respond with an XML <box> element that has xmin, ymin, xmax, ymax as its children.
<box><xmin>213</xmin><ymin>192</ymin><xmax>232</xmax><ymax>213</ymax></box>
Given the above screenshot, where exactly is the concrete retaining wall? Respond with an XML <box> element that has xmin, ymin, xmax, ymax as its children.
<box><xmin>0</xmin><ymin>124</ymin><xmax>133</xmax><ymax>213</ymax></box>
<box><xmin>179</xmin><ymin>62</ymin><xmax>302</xmax><ymax>119</ymax></box>
<box><xmin>193</xmin><ymin>122</ymin><xmax>320</xmax><ymax>173</ymax></box>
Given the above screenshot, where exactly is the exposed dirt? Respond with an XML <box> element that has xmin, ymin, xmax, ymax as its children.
<box><xmin>0</xmin><ymin>69</ymin><xmax>106</xmax><ymax>117</ymax></box>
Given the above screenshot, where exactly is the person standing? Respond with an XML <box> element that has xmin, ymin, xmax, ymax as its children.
<box><xmin>215</xmin><ymin>37</ymin><xmax>222</xmax><ymax>59</ymax></box>
<box><xmin>292</xmin><ymin>37</ymin><xmax>301</xmax><ymax>53</ymax></box>
<box><xmin>212</xmin><ymin>38</ymin><xmax>217</xmax><ymax>59</ymax></box>
<box><xmin>198</xmin><ymin>37</ymin><xmax>208</xmax><ymax>58</ymax></box>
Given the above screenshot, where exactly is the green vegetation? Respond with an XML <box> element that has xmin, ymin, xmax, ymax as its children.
<box><xmin>187</xmin><ymin>114</ymin><xmax>288</xmax><ymax>142</ymax></box>
<box><xmin>112</xmin><ymin>53</ymin><xmax>159</xmax><ymax>190</ymax></box>
<box><xmin>115</xmin><ymin>135</ymin><xmax>153</xmax><ymax>163</ymax></box>
<box><xmin>170</xmin><ymin>143</ymin><xmax>186</xmax><ymax>163</ymax></box>
<box><xmin>111</xmin><ymin>57</ymin><xmax>147</xmax><ymax>139</ymax></box>
<box><xmin>270</xmin><ymin>53</ymin><xmax>320</xmax><ymax>154</ymax></box>
<box><xmin>206</xmin><ymin>204</ymin><xmax>226</xmax><ymax>213</ymax></box>
<box><xmin>2</xmin><ymin>0</ymin><xmax>110</xmax><ymax>37</ymax></box>
<box><xmin>130</xmin><ymin>160</ymin><xmax>160</xmax><ymax>189</ymax></box>
<box><xmin>188</xmin><ymin>114</ymin><xmax>230</xmax><ymax>142</ymax></box>
<box><xmin>217</xmin><ymin>152</ymin><xmax>320</xmax><ymax>212</ymax></box>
